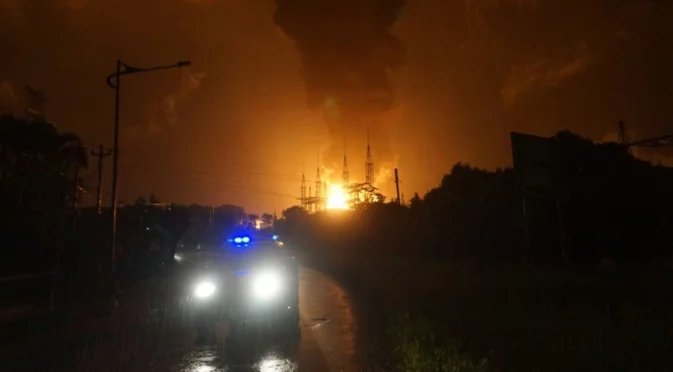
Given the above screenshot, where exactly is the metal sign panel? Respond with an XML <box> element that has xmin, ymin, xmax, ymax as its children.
<box><xmin>510</xmin><ymin>132</ymin><xmax>554</xmax><ymax>190</ymax></box>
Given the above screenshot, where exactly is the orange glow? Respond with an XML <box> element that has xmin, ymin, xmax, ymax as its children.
<box><xmin>326</xmin><ymin>184</ymin><xmax>349</xmax><ymax>210</ymax></box>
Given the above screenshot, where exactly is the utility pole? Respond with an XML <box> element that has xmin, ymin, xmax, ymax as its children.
<box><xmin>71</xmin><ymin>166</ymin><xmax>80</xmax><ymax>233</ymax></box>
<box><xmin>110</xmin><ymin>60</ymin><xmax>122</xmax><ymax>276</ymax></box>
<box><xmin>106</xmin><ymin>59</ymin><xmax>191</xmax><ymax>278</ymax></box>
<box><xmin>91</xmin><ymin>145</ymin><xmax>112</xmax><ymax>214</ymax></box>
<box><xmin>342</xmin><ymin>137</ymin><xmax>349</xmax><ymax>187</ymax></box>
<box><xmin>315</xmin><ymin>151</ymin><xmax>321</xmax><ymax>212</ymax></box>
<box><xmin>25</xmin><ymin>86</ymin><xmax>46</xmax><ymax>123</ymax></box>
<box><xmin>210</xmin><ymin>205</ymin><xmax>214</xmax><ymax>230</ymax></box>
<box><xmin>394</xmin><ymin>168</ymin><xmax>401</xmax><ymax>205</ymax></box>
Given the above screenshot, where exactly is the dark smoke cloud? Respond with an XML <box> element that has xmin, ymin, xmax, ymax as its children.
<box><xmin>273</xmin><ymin>0</ymin><xmax>406</xmax><ymax>174</ymax></box>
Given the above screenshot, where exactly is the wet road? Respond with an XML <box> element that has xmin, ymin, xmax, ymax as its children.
<box><xmin>1</xmin><ymin>266</ymin><xmax>359</xmax><ymax>372</ymax></box>
<box><xmin>166</xmin><ymin>266</ymin><xmax>358</xmax><ymax>371</ymax></box>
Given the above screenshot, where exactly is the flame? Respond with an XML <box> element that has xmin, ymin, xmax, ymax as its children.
<box><xmin>326</xmin><ymin>184</ymin><xmax>349</xmax><ymax>210</ymax></box>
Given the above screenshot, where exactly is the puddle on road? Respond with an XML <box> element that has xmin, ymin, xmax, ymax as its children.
<box><xmin>176</xmin><ymin>348</ymin><xmax>298</xmax><ymax>372</ymax></box>
<box><xmin>306</xmin><ymin>318</ymin><xmax>331</xmax><ymax>331</ymax></box>
<box><xmin>254</xmin><ymin>350</ymin><xmax>299</xmax><ymax>372</ymax></box>
<box><xmin>7</xmin><ymin>268</ymin><xmax>359</xmax><ymax>372</ymax></box>
<box><xmin>298</xmin><ymin>269</ymin><xmax>358</xmax><ymax>371</ymax></box>
<box><xmin>177</xmin><ymin>269</ymin><xmax>358</xmax><ymax>372</ymax></box>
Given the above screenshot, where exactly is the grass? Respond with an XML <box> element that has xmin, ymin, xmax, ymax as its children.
<box><xmin>390</xmin><ymin>313</ymin><xmax>489</xmax><ymax>372</ymax></box>
<box><xmin>313</xmin><ymin>251</ymin><xmax>673</xmax><ymax>371</ymax></box>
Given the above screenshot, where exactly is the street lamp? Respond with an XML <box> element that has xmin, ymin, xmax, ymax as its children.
<box><xmin>106</xmin><ymin>59</ymin><xmax>191</xmax><ymax>277</ymax></box>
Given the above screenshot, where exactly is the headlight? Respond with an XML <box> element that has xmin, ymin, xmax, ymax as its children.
<box><xmin>252</xmin><ymin>270</ymin><xmax>282</xmax><ymax>301</ymax></box>
<box><xmin>194</xmin><ymin>281</ymin><xmax>216</xmax><ymax>299</ymax></box>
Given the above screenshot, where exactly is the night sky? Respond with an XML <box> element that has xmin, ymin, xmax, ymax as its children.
<box><xmin>2</xmin><ymin>0</ymin><xmax>672</xmax><ymax>213</ymax></box>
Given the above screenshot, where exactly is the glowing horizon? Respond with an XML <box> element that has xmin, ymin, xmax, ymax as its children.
<box><xmin>326</xmin><ymin>184</ymin><xmax>349</xmax><ymax>210</ymax></box>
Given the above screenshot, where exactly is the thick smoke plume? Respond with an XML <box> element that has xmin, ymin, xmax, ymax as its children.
<box><xmin>274</xmin><ymin>0</ymin><xmax>406</xmax><ymax>178</ymax></box>
<box><xmin>501</xmin><ymin>50</ymin><xmax>603</xmax><ymax>107</ymax></box>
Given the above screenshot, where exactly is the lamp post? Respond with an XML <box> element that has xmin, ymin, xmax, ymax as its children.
<box><xmin>106</xmin><ymin>59</ymin><xmax>191</xmax><ymax>277</ymax></box>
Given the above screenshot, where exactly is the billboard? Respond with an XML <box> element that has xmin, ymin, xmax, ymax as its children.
<box><xmin>510</xmin><ymin>132</ymin><xmax>555</xmax><ymax>190</ymax></box>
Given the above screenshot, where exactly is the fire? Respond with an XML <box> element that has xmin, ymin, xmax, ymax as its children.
<box><xmin>326</xmin><ymin>184</ymin><xmax>349</xmax><ymax>210</ymax></box>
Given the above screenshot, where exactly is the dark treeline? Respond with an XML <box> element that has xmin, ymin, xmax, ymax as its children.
<box><xmin>1</xmin><ymin>113</ymin><xmax>252</xmax><ymax>304</ymax></box>
<box><xmin>278</xmin><ymin>130</ymin><xmax>673</xmax><ymax>267</ymax></box>
<box><xmin>3</xmin><ymin>118</ymin><xmax>672</xmax><ymax>305</ymax></box>
<box><xmin>57</xmin><ymin>199</ymin><xmax>265</xmax><ymax>288</ymax></box>
<box><xmin>182</xmin><ymin>204</ymin><xmax>245</xmax><ymax>248</ymax></box>
<box><xmin>0</xmin><ymin>114</ymin><xmax>87</xmax><ymax>275</ymax></box>
<box><xmin>53</xmin><ymin>199</ymin><xmax>262</xmax><ymax>290</ymax></box>
<box><xmin>273</xmin><ymin>131</ymin><xmax>673</xmax><ymax>371</ymax></box>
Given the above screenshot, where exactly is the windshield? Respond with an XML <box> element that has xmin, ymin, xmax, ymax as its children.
<box><xmin>190</xmin><ymin>241</ymin><xmax>284</xmax><ymax>271</ymax></box>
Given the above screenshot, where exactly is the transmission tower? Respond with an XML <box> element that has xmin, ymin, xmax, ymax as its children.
<box><xmin>324</xmin><ymin>181</ymin><xmax>329</xmax><ymax>209</ymax></box>
<box><xmin>342</xmin><ymin>154</ymin><xmax>349</xmax><ymax>186</ymax></box>
<box><xmin>342</xmin><ymin>137</ymin><xmax>349</xmax><ymax>187</ymax></box>
<box><xmin>365</xmin><ymin>126</ymin><xmax>374</xmax><ymax>185</ymax></box>
<box><xmin>300</xmin><ymin>173</ymin><xmax>307</xmax><ymax>211</ymax></box>
<box><xmin>315</xmin><ymin>164</ymin><xmax>322</xmax><ymax>212</ymax></box>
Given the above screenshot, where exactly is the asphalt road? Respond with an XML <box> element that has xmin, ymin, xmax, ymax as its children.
<box><xmin>1</xmin><ymin>264</ymin><xmax>360</xmax><ymax>371</ymax></box>
<box><xmin>165</xmin><ymin>265</ymin><xmax>358</xmax><ymax>372</ymax></box>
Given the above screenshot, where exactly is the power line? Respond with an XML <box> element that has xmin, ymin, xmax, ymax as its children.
<box><xmin>125</xmin><ymin>161</ymin><xmax>332</xmax><ymax>185</ymax></box>
<box><xmin>2</xmin><ymin>44</ymin><xmax>103</xmax><ymax>79</ymax></box>
<box><xmin>122</xmin><ymin>164</ymin><xmax>298</xmax><ymax>200</ymax></box>
<box><xmin>124</xmin><ymin>160</ymin><xmax>300</xmax><ymax>180</ymax></box>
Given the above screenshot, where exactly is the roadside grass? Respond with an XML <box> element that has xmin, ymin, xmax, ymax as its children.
<box><xmin>390</xmin><ymin>313</ymin><xmax>489</xmax><ymax>372</ymax></box>
<box><xmin>313</xmin><ymin>251</ymin><xmax>673</xmax><ymax>371</ymax></box>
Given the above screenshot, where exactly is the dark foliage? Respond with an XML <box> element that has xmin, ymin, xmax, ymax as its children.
<box><xmin>278</xmin><ymin>131</ymin><xmax>673</xmax><ymax>266</ymax></box>
<box><xmin>114</xmin><ymin>197</ymin><xmax>190</xmax><ymax>282</ymax></box>
<box><xmin>0</xmin><ymin>114</ymin><xmax>87</xmax><ymax>275</ymax></box>
<box><xmin>181</xmin><ymin>204</ymin><xmax>246</xmax><ymax>248</ymax></box>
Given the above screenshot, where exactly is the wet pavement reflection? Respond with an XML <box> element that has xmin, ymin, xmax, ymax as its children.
<box><xmin>168</xmin><ymin>267</ymin><xmax>357</xmax><ymax>371</ymax></box>
<box><xmin>1</xmin><ymin>267</ymin><xmax>359</xmax><ymax>371</ymax></box>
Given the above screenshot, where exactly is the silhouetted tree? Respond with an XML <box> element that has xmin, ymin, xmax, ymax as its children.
<box><xmin>279</xmin><ymin>130</ymin><xmax>673</xmax><ymax>266</ymax></box>
<box><xmin>262</xmin><ymin>213</ymin><xmax>274</xmax><ymax>226</ymax></box>
<box><xmin>409</xmin><ymin>192</ymin><xmax>422</xmax><ymax>210</ymax></box>
<box><xmin>0</xmin><ymin>114</ymin><xmax>89</xmax><ymax>275</ymax></box>
<box><xmin>116</xmin><ymin>195</ymin><xmax>190</xmax><ymax>281</ymax></box>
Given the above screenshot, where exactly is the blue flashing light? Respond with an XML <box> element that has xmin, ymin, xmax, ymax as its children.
<box><xmin>234</xmin><ymin>237</ymin><xmax>243</xmax><ymax>244</ymax></box>
<box><xmin>272</xmin><ymin>235</ymin><xmax>279</xmax><ymax>241</ymax></box>
<box><xmin>242</xmin><ymin>236</ymin><xmax>250</xmax><ymax>243</ymax></box>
